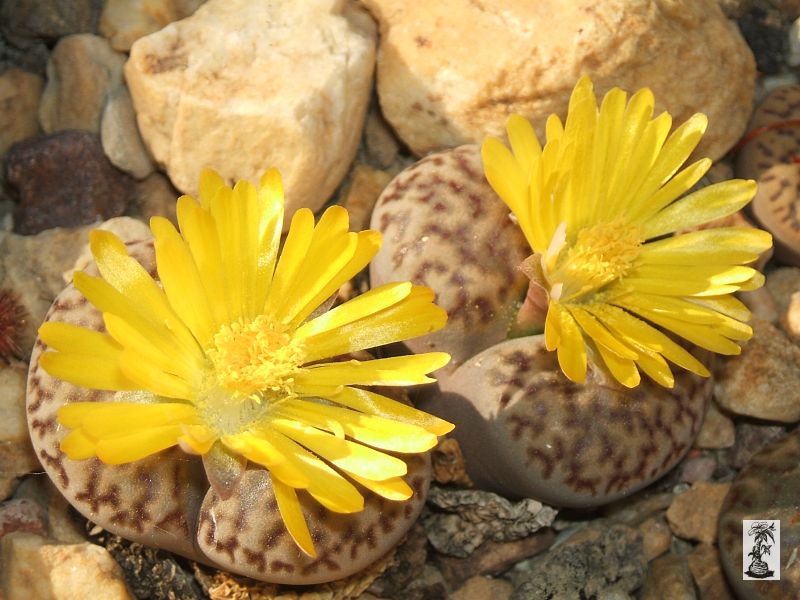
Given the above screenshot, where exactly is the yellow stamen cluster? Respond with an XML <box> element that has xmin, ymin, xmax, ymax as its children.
<box><xmin>206</xmin><ymin>315</ymin><xmax>305</xmax><ymax>398</ymax></box>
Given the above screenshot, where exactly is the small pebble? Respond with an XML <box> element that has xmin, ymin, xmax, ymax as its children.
<box><xmin>639</xmin><ymin>554</ymin><xmax>696</xmax><ymax>600</ymax></box>
<box><xmin>729</xmin><ymin>421</ymin><xmax>788</xmax><ymax>469</ymax></box>
<box><xmin>637</xmin><ymin>515</ymin><xmax>672</xmax><ymax>562</ymax></box>
<box><xmin>0</xmin><ymin>1</ymin><xmax>97</xmax><ymax>42</ymax></box>
<box><xmin>0</xmin><ymin>69</ymin><xmax>43</xmax><ymax>160</ymax></box>
<box><xmin>339</xmin><ymin>164</ymin><xmax>393</xmax><ymax>232</ymax></box>
<box><xmin>679</xmin><ymin>455</ymin><xmax>718</xmax><ymax>483</ymax></box>
<box><xmin>438</xmin><ymin>532</ymin><xmax>554</xmax><ymax>589</ymax></box>
<box><xmin>665</xmin><ymin>481</ymin><xmax>731</xmax><ymax>544</ymax></box>
<box><xmin>0</xmin><ymin>363</ymin><xmax>41</xmax><ymax>485</ymax></box>
<box><xmin>695</xmin><ymin>402</ymin><xmax>736</xmax><ymax>449</ymax></box>
<box><xmin>5</xmin><ymin>130</ymin><xmax>132</xmax><ymax>235</ymax></box>
<box><xmin>715</xmin><ymin>318</ymin><xmax>800</xmax><ymax>422</ymax></box>
<box><xmin>451</xmin><ymin>575</ymin><xmax>512</xmax><ymax>600</ymax></box>
<box><xmin>688</xmin><ymin>544</ymin><xmax>736</xmax><ymax>600</ymax></box>
<box><xmin>38</xmin><ymin>34</ymin><xmax>126</xmax><ymax>134</ymax></box>
<box><xmin>100</xmin><ymin>86</ymin><xmax>154</xmax><ymax>179</ymax></box>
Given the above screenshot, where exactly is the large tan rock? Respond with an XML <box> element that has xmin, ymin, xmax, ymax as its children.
<box><xmin>99</xmin><ymin>0</ymin><xmax>205</xmax><ymax>51</ymax></box>
<box><xmin>0</xmin><ymin>532</ymin><xmax>133</xmax><ymax>600</ymax></box>
<box><xmin>363</xmin><ymin>0</ymin><xmax>754</xmax><ymax>160</ymax></box>
<box><xmin>125</xmin><ymin>0</ymin><xmax>376</xmax><ymax>217</ymax></box>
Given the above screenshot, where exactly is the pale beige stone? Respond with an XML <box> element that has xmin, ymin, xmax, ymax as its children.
<box><xmin>364</xmin><ymin>0</ymin><xmax>754</xmax><ymax>160</ymax></box>
<box><xmin>100</xmin><ymin>86</ymin><xmax>155</xmax><ymax>179</ymax></box>
<box><xmin>0</xmin><ymin>69</ymin><xmax>43</xmax><ymax>159</ymax></box>
<box><xmin>715</xmin><ymin>318</ymin><xmax>800</xmax><ymax>423</ymax></box>
<box><xmin>100</xmin><ymin>0</ymin><xmax>206</xmax><ymax>52</ymax></box>
<box><xmin>665</xmin><ymin>482</ymin><xmax>731</xmax><ymax>543</ymax></box>
<box><xmin>125</xmin><ymin>0</ymin><xmax>376</xmax><ymax>220</ymax></box>
<box><xmin>0</xmin><ymin>362</ymin><xmax>40</xmax><ymax>482</ymax></box>
<box><xmin>0</xmin><ymin>532</ymin><xmax>133</xmax><ymax>600</ymax></box>
<box><xmin>39</xmin><ymin>34</ymin><xmax>126</xmax><ymax>134</ymax></box>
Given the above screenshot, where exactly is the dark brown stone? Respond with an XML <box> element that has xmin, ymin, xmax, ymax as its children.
<box><xmin>5</xmin><ymin>130</ymin><xmax>132</xmax><ymax>234</ymax></box>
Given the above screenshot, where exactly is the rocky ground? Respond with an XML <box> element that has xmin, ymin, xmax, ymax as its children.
<box><xmin>1</xmin><ymin>0</ymin><xmax>800</xmax><ymax>599</ymax></box>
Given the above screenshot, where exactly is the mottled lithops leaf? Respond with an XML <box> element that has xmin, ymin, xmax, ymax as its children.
<box><xmin>197</xmin><ymin>455</ymin><xmax>431</xmax><ymax>585</ymax></box>
<box><xmin>369</xmin><ymin>145</ymin><xmax>529</xmax><ymax>371</ymax></box>
<box><xmin>718</xmin><ymin>431</ymin><xmax>800</xmax><ymax>600</ymax></box>
<box><xmin>27</xmin><ymin>239</ymin><xmax>433</xmax><ymax>584</ymax></box>
<box><xmin>736</xmin><ymin>85</ymin><xmax>800</xmax><ymax>181</ymax></box>
<box><xmin>425</xmin><ymin>336</ymin><xmax>711</xmax><ymax>507</ymax></box>
<box><xmin>751</xmin><ymin>163</ymin><xmax>800</xmax><ymax>266</ymax></box>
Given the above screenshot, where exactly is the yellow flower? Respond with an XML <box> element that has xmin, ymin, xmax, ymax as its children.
<box><xmin>481</xmin><ymin>76</ymin><xmax>772</xmax><ymax>389</ymax></box>
<box><xmin>38</xmin><ymin>168</ymin><xmax>453</xmax><ymax>557</ymax></box>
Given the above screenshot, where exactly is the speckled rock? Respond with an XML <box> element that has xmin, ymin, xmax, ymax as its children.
<box><xmin>38</xmin><ymin>34</ymin><xmax>126</xmax><ymax>134</ymax></box>
<box><xmin>12</xmin><ymin>477</ymin><xmax>86</xmax><ymax>545</ymax></box>
<box><xmin>0</xmin><ymin>69</ymin><xmax>43</xmax><ymax>160</ymax></box>
<box><xmin>422</xmin><ymin>487</ymin><xmax>556</xmax><ymax>558</ymax></box>
<box><xmin>5</xmin><ymin>130</ymin><xmax>132</xmax><ymax>235</ymax></box>
<box><xmin>0</xmin><ymin>362</ymin><xmax>40</xmax><ymax>488</ymax></box>
<box><xmin>510</xmin><ymin>523</ymin><xmax>645</xmax><ymax>600</ymax></box>
<box><xmin>736</xmin><ymin>86</ymin><xmax>800</xmax><ymax>181</ymax></box>
<box><xmin>749</xmin><ymin>164</ymin><xmax>800</xmax><ymax>266</ymax></box>
<box><xmin>100</xmin><ymin>86</ymin><xmax>154</xmax><ymax>179</ymax></box>
<box><xmin>766</xmin><ymin>267</ymin><xmax>800</xmax><ymax>313</ymax></box>
<box><xmin>0</xmin><ymin>532</ymin><xmax>134</xmax><ymax>600</ymax></box>
<box><xmin>26</xmin><ymin>239</ymin><xmax>433</xmax><ymax>585</ymax></box>
<box><xmin>363</xmin><ymin>0</ymin><xmax>754</xmax><ymax>160</ymax></box>
<box><xmin>125</xmin><ymin>0</ymin><xmax>376</xmax><ymax>219</ymax></box>
<box><xmin>719</xmin><ymin>431</ymin><xmax>800</xmax><ymax>599</ymax></box>
<box><xmin>99</xmin><ymin>0</ymin><xmax>205</xmax><ymax>52</ymax></box>
<box><xmin>695</xmin><ymin>401</ymin><xmax>735</xmax><ymax>449</ymax></box>
<box><xmin>425</xmin><ymin>335</ymin><xmax>711</xmax><ymax>507</ymax></box>
<box><xmin>665</xmin><ymin>482</ymin><xmax>731</xmax><ymax>543</ymax></box>
<box><xmin>714</xmin><ymin>318</ymin><xmax>800</xmax><ymax>423</ymax></box>
<box><xmin>370</xmin><ymin>146</ymin><xmax>529</xmax><ymax>372</ymax></box>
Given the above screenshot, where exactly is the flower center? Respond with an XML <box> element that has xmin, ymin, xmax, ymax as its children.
<box><xmin>207</xmin><ymin>314</ymin><xmax>305</xmax><ymax>398</ymax></box>
<box><xmin>195</xmin><ymin>315</ymin><xmax>306</xmax><ymax>437</ymax></box>
<box><xmin>547</xmin><ymin>219</ymin><xmax>643</xmax><ymax>303</ymax></box>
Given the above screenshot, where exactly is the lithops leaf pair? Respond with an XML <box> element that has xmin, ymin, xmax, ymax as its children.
<box><xmin>372</xmin><ymin>76</ymin><xmax>771</xmax><ymax>505</ymax></box>
<box><xmin>27</xmin><ymin>169</ymin><xmax>452</xmax><ymax>584</ymax></box>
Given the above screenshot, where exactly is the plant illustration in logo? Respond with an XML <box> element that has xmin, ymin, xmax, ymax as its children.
<box><xmin>746</xmin><ymin>521</ymin><xmax>776</xmax><ymax>578</ymax></box>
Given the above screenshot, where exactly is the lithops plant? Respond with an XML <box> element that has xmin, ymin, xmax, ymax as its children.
<box><xmin>370</xmin><ymin>144</ymin><xmax>530</xmax><ymax>372</ymax></box>
<box><xmin>27</xmin><ymin>169</ymin><xmax>453</xmax><ymax>584</ymax></box>
<box><xmin>372</xmin><ymin>76</ymin><xmax>771</xmax><ymax>506</ymax></box>
<box><xmin>749</xmin><ymin>164</ymin><xmax>800</xmax><ymax>266</ymax></box>
<box><xmin>736</xmin><ymin>85</ymin><xmax>800</xmax><ymax>181</ymax></box>
<box><xmin>428</xmin><ymin>336</ymin><xmax>711</xmax><ymax>506</ymax></box>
